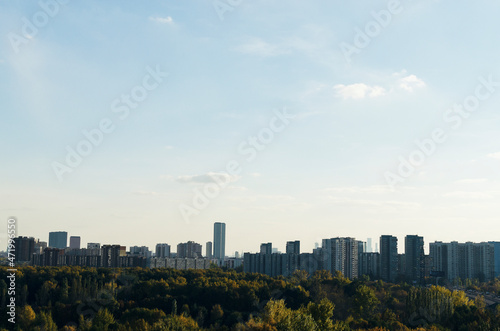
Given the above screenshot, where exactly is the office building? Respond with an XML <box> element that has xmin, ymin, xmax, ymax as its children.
<box><xmin>156</xmin><ymin>243</ymin><xmax>171</xmax><ymax>258</ymax></box>
<box><xmin>405</xmin><ymin>235</ymin><xmax>424</xmax><ymax>283</ymax></box>
<box><xmin>69</xmin><ymin>236</ymin><xmax>81</xmax><ymax>249</ymax></box>
<box><xmin>49</xmin><ymin>231</ymin><xmax>68</xmax><ymax>249</ymax></box>
<box><xmin>380</xmin><ymin>235</ymin><xmax>398</xmax><ymax>282</ymax></box>
<box><xmin>214</xmin><ymin>222</ymin><xmax>226</xmax><ymax>263</ymax></box>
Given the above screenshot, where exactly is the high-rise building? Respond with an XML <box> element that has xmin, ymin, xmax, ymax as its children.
<box><xmin>102</xmin><ymin>245</ymin><xmax>126</xmax><ymax>267</ymax></box>
<box><xmin>366</xmin><ymin>238</ymin><xmax>373</xmax><ymax>253</ymax></box>
<box><xmin>380</xmin><ymin>235</ymin><xmax>398</xmax><ymax>282</ymax></box>
<box><xmin>49</xmin><ymin>231</ymin><xmax>68</xmax><ymax>249</ymax></box>
<box><xmin>260</xmin><ymin>243</ymin><xmax>272</xmax><ymax>254</ymax></box>
<box><xmin>286</xmin><ymin>241</ymin><xmax>300</xmax><ymax>255</ymax></box>
<box><xmin>359</xmin><ymin>252</ymin><xmax>380</xmax><ymax>278</ymax></box>
<box><xmin>177</xmin><ymin>241</ymin><xmax>202</xmax><ymax>258</ymax></box>
<box><xmin>430</xmin><ymin>241</ymin><xmax>494</xmax><ymax>281</ymax></box>
<box><xmin>285</xmin><ymin>240</ymin><xmax>300</xmax><ymax>276</ymax></box>
<box><xmin>34</xmin><ymin>240</ymin><xmax>47</xmax><ymax>254</ymax></box>
<box><xmin>206</xmin><ymin>242</ymin><xmax>213</xmax><ymax>259</ymax></box>
<box><xmin>69</xmin><ymin>236</ymin><xmax>81</xmax><ymax>249</ymax></box>
<box><xmin>129</xmin><ymin>246</ymin><xmax>151</xmax><ymax>258</ymax></box>
<box><xmin>259</xmin><ymin>243</ymin><xmax>273</xmax><ymax>275</ymax></box>
<box><xmin>358</xmin><ymin>241</ymin><xmax>366</xmax><ymax>254</ymax></box>
<box><xmin>156</xmin><ymin>243</ymin><xmax>171</xmax><ymax>258</ymax></box>
<box><xmin>214</xmin><ymin>222</ymin><xmax>226</xmax><ymax>263</ymax></box>
<box><xmin>13</xmin><ymin>237</ymin><xmax>35</xmax><ymax>262</ymax></box>
<box><xmin>84</xmin><ymin>243</ymin><xmax>101</xmax><ymax>257</ymax></box>
<box><xmin>489</xmin><ymin>241</ymin><xmax>500</xmax><ymax>277</ymax></box>
<box><xmin>405</xmin><ymin>235</ymin><xmax>424</xmax><ymax>283</ymax></box>
<box><xmin>322</xmin><ymin>237</ymin><xmax>359</xmax><ymax>279</ymax></box>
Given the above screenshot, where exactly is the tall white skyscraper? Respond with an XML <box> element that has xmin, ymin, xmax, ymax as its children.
<box><xmin>366</xmin><ymin>238</ymin><xmax>372</xmax><ymax>253</ymax></box>
<box><xmin>214</xmin><ymin>222</ymin><xmax>226</xmax><ymax>264</ymax></box>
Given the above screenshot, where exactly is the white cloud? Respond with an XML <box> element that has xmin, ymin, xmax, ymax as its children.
<box><xmin>332</xmin><ymin>71</ymin><xmax>425</xmax><ymax>100</ymax></box>
<box><xmin>333</xmin><ymin>83</ymin><xmax>386</xmax><ymax>100</ymax></box>
<box><xmin>235</xmin><ymin>38</ymin><xmax>290</xmax><ymax>57</ymax></box>
<box><xmin>173</xmin><ymin>172</ymin><xmax>240</xmax><ymax>184</ymax></box>
<box><xmin>149</xmin><ymin>16</ymin><xmax>174</xmax><ymax>24</ymax></box>
<box><xmin>133</xmin><ymin>191</ymin><xmax>161</xmax><ymax>196</ymax></box>
<box><xmin>455</xmin><ymin>178</ymin><xmax>487</xmax><ymax>184</ymax></box>
<box><xmin>327</xmin><ymin>196</ymin><xmax>420</xmax><ymax>209</ymax></box>
<box><xmin>323</xmin><ymin>185</ymin><xmax>393</xmax><ymax>194</ymax></box>
<box><xmin>398</xmin><ymin>74</ymin><xmax>426</xmax><ymax>92</ymax></box>
<box><xmin>487</xmin><ymin>152</ymin><xmax>500</xmax><ymax>160</ymax></box>
<box><xmin>443</xmin><ymin>191</ymin><xmax>493</xmax><ymax>199</ymax></box>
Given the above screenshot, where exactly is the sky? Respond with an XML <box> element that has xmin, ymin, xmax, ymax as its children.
<box><xmin>1</xmin><ymin>0</ymin><xmax>500</xmax><ymax>255</ymax></box>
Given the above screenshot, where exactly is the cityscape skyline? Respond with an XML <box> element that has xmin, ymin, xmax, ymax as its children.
<box><xmin>15</xmin><ymin>227</ymin><xmax>499</xmax><ymax>284</ymax></box>
<box><xmin>11</xmin><ymin>225</ymin><xmax>499</xmax><ymax>257</ymax></box>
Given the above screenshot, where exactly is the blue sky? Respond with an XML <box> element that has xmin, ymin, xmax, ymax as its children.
<box><xmin>1</xmin><ymin>0</ymin><xmax>500</xmax><ymax>255</ymax></box>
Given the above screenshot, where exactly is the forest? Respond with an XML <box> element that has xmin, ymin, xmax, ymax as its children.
<box><xmin>0</xmin><ymin>266</ymin><xmax>499</xmax><ymax>330</ymax></box>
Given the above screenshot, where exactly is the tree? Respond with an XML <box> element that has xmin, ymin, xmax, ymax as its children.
<box><xmin>312</xmin><ymin>270</ymin><xmax>333</xmax><ymax>282</ymax></box>
<box><xmin>18</xmin><ymin>305</ymin><xmax>36</xmax><ymax>329</ymax></box>
<box><xmin>291</xmin><ymin>270</ymin><xmax>309</xmax><ymax>284</ymax></box>
<box><xmin>474</xmin><ymin>295</ymin><xmax>486</xmax><ymax>312</ymax></box>
<box><xmin>303</xmin><ymin>298</ymin><xmax>335</xmax><ymax>330</ymax></box>
<box><xmin>161</xmin><ymin>314</ymin><xmax>200</xmax><ymax>330</ymax></box>
<box><xmin>211</xmin><ymin>304</ymin><xmax>224</xmax><ymax>324</ymax></box>
<box><xmin>90</xmin><ymin>309</ymin><xmax>115</xmax><ymax>331</ymax></box>
<box><xmin>171</xmin><ymin>299</ymin><xmax>178</xmax><ymax>315</ymax></box>
<box><xmin>120</xmin><ymin>307</ymin><xmax>166</xmax><ymax>325</ymax></box>
<box><xmin>181</xmin><ymin>303</ymin><xmax>190</xmax><ymax>317</ymax></box>
<box><xmin>60</xmin><ymin>278</ymin><xmax>69</xmax><ymax>303</ymax></box>
<box><xmin>33</xmin><ymin>311</ymin><xmax>57</xmax><ymax>331</ymax></box>
<box><xmin>351</xmin><ymin>284</ymin><xmax>380</xmax><ymax>320</ymax></box>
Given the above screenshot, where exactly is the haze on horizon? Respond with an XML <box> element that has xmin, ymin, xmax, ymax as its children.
<box><xmin>1</xmin><ymin>0</ymin><xmax>500</xmax><ymax>255</ymax></box>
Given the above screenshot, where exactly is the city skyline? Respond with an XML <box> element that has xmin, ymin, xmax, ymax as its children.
<box><xmin>12</xmin><ymin>227</ymin><xmax>498</xmax><ymax>257</ymax></box>
<box><xmin>14</xmin><ymin>224</ymin><xmax>499</xmax><ymax>256</ymax></box>
<box><xmin>19</xmin><ymin>231</ymin><xmax>500</xmax><ymax>284</ymax></box>
<box><xmin>2</xmin><ymin>1</ymin><xmax>500</xmax><ymax>254</ymax></box>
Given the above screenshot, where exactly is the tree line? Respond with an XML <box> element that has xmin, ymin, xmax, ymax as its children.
<box><xmin>0</xmin><ymin>266</ymin><xmax>499</xmax><ymax>330</ymax></box>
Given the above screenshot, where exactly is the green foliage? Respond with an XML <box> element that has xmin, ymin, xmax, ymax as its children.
<box><xmin>17</xmin><ymin>304</ymin><xmax>36</xmax><ymax>329</ymax></box>
<box><xmin>351</xmin><ymin>284</ymin><xmax>380</xmax><ymax>319</ymax></box>
<box><xmin>302</xmin><ymin>298</ymin><xmax>335</xmax><ymax>330</ymax></box>
<box><xmin>120</xmin><ymin>307</ymin><xmax>166</xmax><ymax>325</ymax></box>
<box><xmin>32</xmin><ymin>311</ymin><xmax>57</xmax><ymax>331</ymax></box>
<box><xmin>1</xmin><ymin>266</ymin><xmax>499</xmax><ymax>330</ymax></box>
<box><xmin>90</xmin><ymin>308</ymin><xmax>115</xmax><ymax>331</ymax></box>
